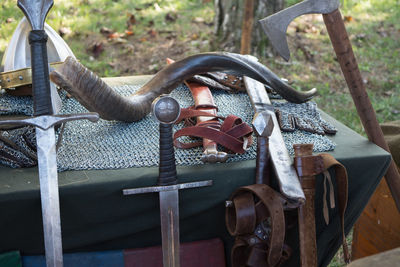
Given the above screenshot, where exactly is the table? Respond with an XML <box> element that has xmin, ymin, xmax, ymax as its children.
<box><xmin>0</xmin><ymin>76</ymin><xmax>392</xmax><ymax>266</ymax></box>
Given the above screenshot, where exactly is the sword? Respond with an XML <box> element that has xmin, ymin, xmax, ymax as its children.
<box><xmin>0</xmin><ymin>1</ymin><xmax>99</xmax><ymax>266</ymax></box>
<box><xmin>123</xmin><ymin>96</ymin><xmax>212</xmax><ymax>267</ymax></box>
<box><xmin>243</xmin><ymin>75</ymin><xmax>305</xmax><ymax>205</ymax></box>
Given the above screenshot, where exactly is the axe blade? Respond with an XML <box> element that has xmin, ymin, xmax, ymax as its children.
<box><xmin>259</xmin><ymin>0</ymin><xmax>340</xmax><ymax>61</ymax></box>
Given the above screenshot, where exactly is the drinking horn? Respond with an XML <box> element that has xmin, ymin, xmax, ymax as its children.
<box><xmin>50</xmin><ymin>52</ymin><xmax>317</xmax><ymax>122</ymax></box>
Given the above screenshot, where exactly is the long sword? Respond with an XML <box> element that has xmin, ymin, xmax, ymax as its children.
<box><xmin>243</xmin><ymin>76</ymin><xmax>305</xmax><ymax>205</ymax></box>
<box><xmin>123</xmin><ymin>96</ymin><xmax>212</xmax><ymax>267</ymax></box>
<box><xmin>0</xmin><ymin>1</ymin><xmax>99</xmax><ymax>266</ymax></box>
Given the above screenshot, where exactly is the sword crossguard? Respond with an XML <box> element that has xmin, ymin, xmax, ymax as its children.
<box><xmin>123</xmin><ymin>180</ymin><xmax>213</xmax><ymax>196</ymax></box>
<box><xmin>0</xmin><ymin>113</ymin><xmax>99</xmax><ymax>130</ymax></box>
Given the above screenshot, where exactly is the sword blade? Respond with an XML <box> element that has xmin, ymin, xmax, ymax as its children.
<box><xmin>36</xmin><ymin>127</ymin><xmax>63</xmax><ymax>267</ymax></box>
<box><xmin>244</xmin><ymin>77</ymin><xmax>305</xmax><ymax>204</ymax></box>
<box><xmin>159</xmin><ymin>190</ymin><xmax>180</xmax><ymax>267</ymax></box>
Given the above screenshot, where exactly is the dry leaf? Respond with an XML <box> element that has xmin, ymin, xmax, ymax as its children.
<box><xmin>165</xmin><ymin>12</ymin><xmax>177</xmax><ymax>22</ymax></box>
<box><xmin>108</xmin><ymin>32</ymin><xmax>121</xmax><ymax>39</ymax></box>
<box><xmin>193</xmin><ymin>17</ymin><xmax>205</xmax><ymax>23</ymax></box>
<box><xmin>191</xmin><ymin>33</ymin><xmax>199</xmax><ymax>40</ymax></box>
<box><xmin>100</xmin><ymin>27</ymin><xmax>113</xmax><ymax>35</ymax></box>
<box><xmin>344</xmin><ymin>16</ymin><xmax>353</xmax><ymax>22</ymax></box>
<box><xmin>148</xmin><ymin>29</ymin><xmax>157</xmax><ymax>38</ymax></box>
<box><xmin>88</xmin><ymin>41</ymin><xmax>104</xmax><ymax>58</ymax></box>
<box><xmin>58</xmin><ymin>27</ymin><xmax>72</xmax><ymax>37</ymax></box>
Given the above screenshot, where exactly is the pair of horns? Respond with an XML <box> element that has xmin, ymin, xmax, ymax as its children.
<box><xmin>50</xmin><ymin>52</ymin><xmax>316</xmax><ymax>122</ymax></box>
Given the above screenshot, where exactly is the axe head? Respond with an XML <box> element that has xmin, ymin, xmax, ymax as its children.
<box><xmin>259</xmin><ymin>0</ymin><xmax>340</xmax><ymax>61</ymax></box>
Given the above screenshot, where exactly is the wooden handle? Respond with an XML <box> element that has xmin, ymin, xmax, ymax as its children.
<box><xmin>323</xmin><ymin>9</ymin><xmax>400</xmax><ymax>211</ymax></box>
<box><xmin>294</xmin><ymin>144</ymin><xmax>317</xmax><ymax>267</ymax></box>
<box><xmin>240</xmin><ymin>0</ymin><xmax>254</xmax><ymax>54</ymax></box>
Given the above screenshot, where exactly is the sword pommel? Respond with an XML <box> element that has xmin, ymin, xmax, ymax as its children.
<box><xmin>152</xmin><ymin>96</ymin><xmax>181</xmax><ymax>125</ymax></box>
<box><xmin>153</xmin><ymin>96</ymin><xmax>181</xmax><ymax>186</ymax></box>
<box><xmin>18</xmin><ymin>0</ymin><xmax>54</xmax><ymax>31</ymax></box>
<box><xmin>252</xmin><ymin>111</ymin><xmax>274</xmax><ymax>138</ymax></box>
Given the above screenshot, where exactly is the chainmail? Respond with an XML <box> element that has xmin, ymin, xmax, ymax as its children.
<box><xmin>0</xmin><ymin>82</ymin><xmax>335</xmax><ymax>171</ymax></box>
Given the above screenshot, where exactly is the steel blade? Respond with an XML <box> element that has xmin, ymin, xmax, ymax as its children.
<box><xmin>159</xmin><ymin>190</ymin><xmax>180</xmax><ymax>267</ymax></box>
<box><xmin>36</xmin><ymin>126</ymin><xmax>63</xmax><ymax>267</ymax></box>
<box><xmin>259</xmin><ymin>0</ymin><xmax>340</xmax><ymax>61</ymax></box>
<box><xmin>244</xmin><ymin>77</ymin><xmax>305</xmax><ymax>204</ymax></box>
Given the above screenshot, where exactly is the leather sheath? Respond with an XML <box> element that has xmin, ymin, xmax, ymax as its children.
<box><xmin>293</xmin><ymin>144</ymin><xmax>350</xmax><ymax>266</ymax></box>
<box><xmin>188</xmin><ymin>72</ymin><xmax>246</xmax><ymax>93</ymax></box>
<box><xmin>183</xmin><ymin>81</ymin><xmax>221</xmax><ymax>161</ymax></box>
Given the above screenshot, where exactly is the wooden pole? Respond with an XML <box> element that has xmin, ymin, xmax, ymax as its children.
<box><xmin>323</xmin><ymin>9</ymin><xmax>400</xmax><ymax>212</ymax></box>
<box><xmin>240</xmin><ymin>0</ymin><xmax>255</xmax><ymax>55</ymax></box>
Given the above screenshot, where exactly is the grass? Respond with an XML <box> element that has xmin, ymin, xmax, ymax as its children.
<box><xmin>1</xmin><ymin>0</ymin><xmax>399</xmax><ymax>265</ymax></box>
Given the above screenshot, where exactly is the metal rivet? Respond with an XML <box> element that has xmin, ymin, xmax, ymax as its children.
<box><xmin>7</xmin><ymin>78</ymin><xmax>11</xmax><ymax>82</ymax></box>
<box><xmin>224</xmin><ymin>75</ymin><xmax>228</xmax><ymax>80</ymax></box>
<box><xmin>19</xmin><ymin>75</ymin><xmax>23</xmax><ymax>80</ymax></box>
<box><xmin>225</xmin><ymin>200</ymin><xmax>233</xmax><ymax>207</ymax></box>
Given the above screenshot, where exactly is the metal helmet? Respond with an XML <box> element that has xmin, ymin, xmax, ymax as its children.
<box><xmin>1</xmin><ymin>17</ymin><xmax>75</xmax><ymax>72</ymax></box>
<box><xmin>0</xmin><ymin>17</ymin><xmax>75</xmax><ymax>111</ymax></box>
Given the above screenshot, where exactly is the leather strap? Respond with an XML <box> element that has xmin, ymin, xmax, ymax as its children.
<box><xmin>319</xmin><ymin>153</ymin><xmax>350</xmax><ymax>263</ymax></box>
<box><xmin>226</xmin><ymin>184</ymin><xmax>288</xmax><ymax>266</ymax></box>
<box><xmin>174</xmin><ymin>109</ymin><xmax>252</xmax><ymax>154</ymax></box>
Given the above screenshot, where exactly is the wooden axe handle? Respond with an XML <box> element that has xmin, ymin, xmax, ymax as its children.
<box><xmin>323</xmin><ymin>9</ymin><xmax>400</xmax><ymax>212</ymax></box>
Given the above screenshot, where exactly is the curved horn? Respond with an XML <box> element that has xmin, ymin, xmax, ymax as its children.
<box><xmin>50</xmin><ymin>52</ymin><xmax>317</xmax><ymax>122</ymax></box>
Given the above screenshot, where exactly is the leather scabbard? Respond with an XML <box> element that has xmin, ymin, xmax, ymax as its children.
<box><xmin>184</xmin><ymin>81</ymin><xmax>221</xmax><ymax>162</ymax></box>
<box><xmin>293</xmin><ymin>144</ymin><xmax>350</xmax><ymax>266</ymax></box>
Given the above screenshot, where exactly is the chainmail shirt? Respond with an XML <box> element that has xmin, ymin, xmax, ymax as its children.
<box><xmin>0</xmin><ymin>82</ymin><xmax>335</xmax><ymax>171</ymax></box>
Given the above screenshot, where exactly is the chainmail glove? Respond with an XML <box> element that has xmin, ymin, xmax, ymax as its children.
<box><xmin>274</xmin><ymin>101</ymin><xmax>337</xmax><ymax>135</ymax></box>
<box><xmin>0</xmin><ymin>126</ymin><xmax>37</xmax><ymax>168</ymax></box>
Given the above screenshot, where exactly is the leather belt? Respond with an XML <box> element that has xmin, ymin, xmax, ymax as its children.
<box><xmin>225</xmin><ymin>184</ymin><xmax>290</xmax><ymax>267</ymax></box>
<box><xmin>174</xmin><ymin>110</ymin><xmax>252</xmax><ymax>154</ymax></box>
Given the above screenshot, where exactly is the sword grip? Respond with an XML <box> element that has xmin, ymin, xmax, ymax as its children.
<box><xmin>158</xmin><ymin>123</ymin><xmax>178</xmax><ymax>186</ymax></box>
<box><xmin>255</xmin><ymin>136</ymin><xmax>271</xmax><ymax>185</ymax></box>
<box><xmin>29</xmin><ymin>30</ymin><xmax>53</xmax><ymax>116</ymax></box>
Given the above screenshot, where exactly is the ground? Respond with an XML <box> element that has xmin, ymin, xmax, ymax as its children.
<box><xmin>1</xmin><ymin>0</ymin><xmax>398</xmax><ymax>133</ymax></box>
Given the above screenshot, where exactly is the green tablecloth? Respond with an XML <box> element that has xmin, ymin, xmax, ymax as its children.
<box><xmin>0</xmin><ymin>77</ymin><xmax>392</xmax><ymax>267</ymax></box>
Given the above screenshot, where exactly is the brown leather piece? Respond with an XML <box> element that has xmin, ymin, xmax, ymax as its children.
<box><xmin>294</xmin><ymin>155</ymin><xmax>325</xmax><ymax>177</ymax></box>
<box><xmin>226</xmin><ymin>184</ymin><xmax>286</xmax><ymax>267</ymax></box>
<box><xmin>319</xmin><ymin>153</ymin><xmax>350</xmax><ymax>262</ymax></box>
<box><xmin>226</xmin><ymin>192</ymin><xmax>256</xmax><ymax>236</ymax></box>
<box><xmin>174</xmin><ymin>113</ymin><xmax>252</xmax><ymax>154</ymax></box>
